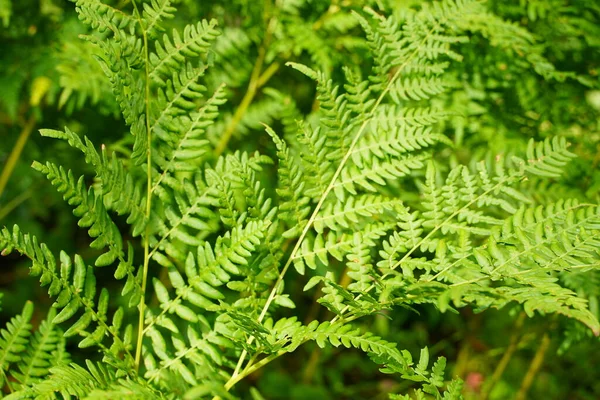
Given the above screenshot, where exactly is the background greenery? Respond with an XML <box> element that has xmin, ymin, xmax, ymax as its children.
<box><xmin>0</xmin><ymin>0</ymin><xmax>599</xmax><ymax>399</ymax></box>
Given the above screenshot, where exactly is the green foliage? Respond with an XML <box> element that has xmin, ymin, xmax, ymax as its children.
<box><xmin>1</xmin><ymin>0</ymin><xmax>599</xmax><ymax>399</ymax></box>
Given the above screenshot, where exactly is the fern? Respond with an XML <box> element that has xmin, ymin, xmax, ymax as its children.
<box><xmin>1</xmin><ymin>0</ymin><xmax>599</xmax><ymax>398</ymax></box>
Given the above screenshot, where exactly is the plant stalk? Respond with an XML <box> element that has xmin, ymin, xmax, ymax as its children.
<box><xmin>214</xmin><ymin>19</ymin><xmax>278</xmax><ymax>158</ymax></box>
<box><xmin>131</xmin><ymin>0</ymin><xmax>153</xmax><ymax>371</ymax></box>
<box><xmin>0</xmin><ymin>115</ymin><xmax>35</xmax><ymax>199</ymax></box>
<box><xmin>481</xmin><ymin>312</ymin><xmax>526</xmax><ymax>400</ymax></box>
<box><xmin>515</xmin><ymin>332</ymin><xmax>550</xmax><ymax>400</ymax></box>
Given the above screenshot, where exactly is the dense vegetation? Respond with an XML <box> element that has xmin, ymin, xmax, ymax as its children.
<box><xmin>0</xmin><ymin>0</ymin><xmax>599</xmax><ymax>398</ymax></box>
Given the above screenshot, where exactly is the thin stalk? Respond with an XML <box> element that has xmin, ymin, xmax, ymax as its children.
<box><xmin>481</xmin><ymin>312</ymin><xmax>526</xmax><ymax>400</ymax></box>
<box><xmin>515</xmin><ymin>332</ymin><xmax>550</xmax><ymax>400</ymax></box>
<box><xmin>0</xmin><ymin>187</ymin><xmax>33</xmax><ymax>221</ymax></box>
<box><xmin>0</xmin><ymin>115</ymin><xmax>35</xmax><ymax>198</ymax></box>
<box><xmin>214</xmin><ymin>19</ymin><xmax>278</xmax><ymax>158</ymax></box>
<box><xmin>132</xmin><ymin>0</ymin><xmax>153</xmax><ymax>371</ymax></box>
<box><xmin>302</xmin><ymin>344</ymin><xmax>322</xmax><ymax>384</ymax></box>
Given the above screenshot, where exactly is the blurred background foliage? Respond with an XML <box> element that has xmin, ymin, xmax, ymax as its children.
<box><xmin>0</xmin><ymin>0</ymin><xmax>599</xmax><ymax>398</ymax></box>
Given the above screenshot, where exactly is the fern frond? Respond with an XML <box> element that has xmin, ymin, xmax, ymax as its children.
<box><xmin>0</xmin><ymin>227</ymin><xmax>134</xmax><ymax>366</ymax></box>
<box><xmin>296</xmin><ymin>123</ymin><xmax>333</xmax><ymax>200</ymax></box>
<box><xmin>294</xmin><ymin>222</ymin><xmax>394</xmax><ymax>275</ymax></box>
<box><xmin>30</xmin><ymin>157</ymin><xmax>143</xmax><ymax>305</ymax></box>
<box><xmin>144</xmin><ymin>324</ymin><xmax>225</xmax><ymax>386</ymax></box>
<box><xmin>27</xmin><ymin>360</ymin><xmax>115</xmax><ymax>399</ymax></box>
<box><xmin>389</xmin><ymin>76</ymin><xmax>449</xmax><ymax>103</ymax></box>
<box><xmin>31</xmin><ymin>161</ymin><xmax>123</xmax><ymax>266</ymax></box>
<box><xmin>149</xmin><ymin>178</ymin><xmax>219</xmax><ymax>268</ymax></box>
<box><xmin>152</xmin><ymin>83</ymin><xmax>227</xmax><ymax>194</ymax></box>
<box><xmin>140</xmin><ymin>0</ymin><xmax>176</xmax><ymax>37</ymax></box>
<box><xmin>151</xmin><ymin>62</ymin><xmax>208</xmax><ymax>131</ymax></box>
<box><xmin>39</xmin><ymin>127</ymin><xmax>148</xmax><ymax>237</ymax></box>
<box><xmin>204</xmin><ymin>151</ymin><xmax>274</xmax><ymax>226</ymax></box>
<box><xmin>149</xmin><ymin>20</ymin><xmax>219</xmax><ymax>81</ymax></box>
<box><xmin>521</xmin><ymin>137</ymin><xmax>577</xmax><ymax>178</ymax></box>
<box><xmin>287</xmin><ymin>62</ymin><xmax>352</xmax><ymax>160</ymax></box>
<box><xmin>86</xmin><ymin>380</ymin><xmax>163</xmax><ymax>399</ymax></box>
<box><xmin>10</xmin><ymin>308</ymin><xmax>68</xmax><ymax>388</ymax></box>
<box><xmin>72</xmin><ymin>0</ymin><xmax>135</xmax><ymax>34</ymax></box>
<box><xmin>331</xmin><ymin>152</ymin><xmax>431</xmax><ymax>201</ymax></box>
<box><xmin>0</xmin><ymin>302</ymin><xmax>34</xmax><ymax>387</ymax></box>
<box><xmin>266</xmin><ymin>126</ymin><xmax>310</xmax><ymax>238</ymax></box>
<box><xmin>371</xmin><ymin>105</ymin><xmax>451</xmax><ymax>130</ymax></box>
<box><xmin>313</xmin><ymin>195</ymin><xmax>405</xmax><ymax>234</ymax></box>
<box><xmin>351</xmin><ymin>125</ymin><xmax>450</xmax><ymax>169</ymax></box>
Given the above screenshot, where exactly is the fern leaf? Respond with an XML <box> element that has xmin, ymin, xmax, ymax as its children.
<box><xmin>11</xmin><ymin>308</ymin><xmax>67</xmax><ymax>388</ymax></box>
<box><xmin>141</xmin><ymin>0</ymin><xmax>176</xmax><ymax>36</ymax></box>
<box><xmin>149</xmin><ymin>20</ymin><xmax>219</xmax><ymax>81</ymax></box>
<box><xmin>72</xmin><ymin>0</ymin><xmax>135</xmax><ymax>34</ymax></box>
<box><xmin>0</xmin><ymin>227</ymin><xmax>134</xmax><ymax>365</ymax></box>
<box><xmin>313</xmin><ymin>195</ymin><xmax>405</xmax><ymax>234</ymax></box>
<box><xmin>266</xmin><ymin>126</ymin><xmax>310</xmax><ymax>238</ymax></box>
<box><xmin>0</xmin><ymin>302</ymin><xmax>34</xmax><ymax>387</ymax></box>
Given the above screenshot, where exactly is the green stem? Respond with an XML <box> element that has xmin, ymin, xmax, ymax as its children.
<box><xmin>0</xmin><ymin>115</ymin><xmax>35</xmax><ymax>198</ymax></box>
<box><xmin>515</xmin><ymin>332</ymin><xmax>550</xmax><ymax>400</ymax></box>
<box><xmin>481</xmin><ymin>312</ymin><xmax>526</xmax><ymax>400</ymax></box>
<box><xmin>0</xmin><ymin>187</ymin><xmax>33</xmax><ymax>221</ymax></box>
<box><xmin>213</xmin><ymin>42</ymin><xmax>278</xmax><ymax>158</ymax></box>
<box><xmin>131</xmin><ymin>0</ymin><xmax>153</xmax><ymax>372</ymax></box>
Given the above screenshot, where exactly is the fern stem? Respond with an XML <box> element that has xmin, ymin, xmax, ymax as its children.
<box><xmin>0</xmin><ymin>115</ymin><xmax>35</xmax><ymax>199</ymax></box>
<box><xmin>515</xmin><ymin>332</ymin><xmax>550</xmax><ymax>400</ymax></box>
<box><xmin>131</xmin><ymin>0</ymin><xmax>153</xmax><ymax>372</ymax></box>
<box><xmin>0</xmin><ymin>187</ymin><xmax>33</xmax><ymax>221</ymax></box>
<box><xmin>214</xmin><ymin>19</ymin><xmax>278</xmax><ymax>158</ymax></box>
<box><xmin>302</xmin><ymin>344</ymin><xmax>322</xmax><ymax>383</ymax></box>
<box><xmin>481</xmin><ymin>312</ymin><xmax>526</xmax><ymax>400</ymax></box>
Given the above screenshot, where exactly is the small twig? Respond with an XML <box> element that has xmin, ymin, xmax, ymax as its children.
<box><xmin>516</xmin><ymin>332</ymin><xmax>551</xmax><ymax>400</ymax></box>
<box><xmin>0</xmin><ymin>187</ymin><xmax>34</xmax><ymax>221</ymax></box>
<box><xmin>481</xmin><ymin>312</ymin><xmax>526</xmax><ymax>400</ymax></box>
<box><xmin>214</xmin><ymin>20</ymin><xmax>278</xmax><ymax>158</ymax></box>
<box><xmin>0</xmin><ymin>115</ymin><xmax>36</xmax><ymax>198</ymax></box>
<box><xmin>302</xmin><ymin>344</ymin><xmax>322</xmax><ymax>384</ymax></box>
<box><xmin>130</xmin><ymin>0</ymin><xmax>153</xmax><ymax>372</ymax></box>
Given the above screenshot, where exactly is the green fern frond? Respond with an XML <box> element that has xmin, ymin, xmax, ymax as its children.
<box><xmin>149</xmin><ymin>177</ymin><xmax>219</xmax><ymax>268</ymax></box>
<box><xmin>152</xmin><ymin>83</ymin><xmax>227</xmax><ymax>194</ymax></box>
<box><xmin>40</xmin><ymin>129</ymin><xmax>147</xmax><ymax>238</ymax></box>
<box><xmin>313</xmin><ymin>195</ymin><xmax>405</xmax><ymax>234</ymax></box>
<box><xmin>31</xmin><ymin>161</ymin><xmax>124</xmax><ymax>266</ymax></box>
<box><xmin>265</xmin><ymin>126</ymin><xmax>310</xmax><ymax>238</ymax></box>
<box><xmin>26</xmin><ymin>360</ymin><xmax>115</xmax><ymax>399</ymax></box>
<box><xmin>521</xmin><ymin>137</ymin><xmax>577</xmax><ymax>178</ymax></box>
<box><xmin>331</xmin><ymin>152</ymin><xmax>431</xmax><ymax>201</ymax></box>
<box><xmin>287</xmin><ymin>62</ymin><xmax>352</xmax><ymax>160</ymax></box>
<box><xmin>72</xmin><ymin>0</ymin><xmax>135</xmax><ymax>34</ymax></box>
<box><xmin>149</xmin><ymin>20</ymin><xmax>219</xmax><ymax>81</ymax></box>
<box><xmin>0</xmin><ymin>301</ymin><xmax>34</xmax><ymax>388</ymax></box>
<box><xmin>140</xmin><ymin>0</ymin><xmax>176</xmax><ymax>37</ymax></box>
<box><xmin>10</xmin><ymin>308</ymin><xmax>68</xmax><ymax>388</ymax></box>
<box><xmin>294</xmin><ymin>222</ymin><xmax>394</xmax><ymax>275</ymax></box>
<box><xmin>0</xmin><ymin>227</ymin><xmax>134</xmax><ymax>366</ymax></box>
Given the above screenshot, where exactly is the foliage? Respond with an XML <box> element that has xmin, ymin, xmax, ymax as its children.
<box><xmin>0</xmin><ymin>0</ymin><xmax>599</xmax><ymax>399</ymax></box>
